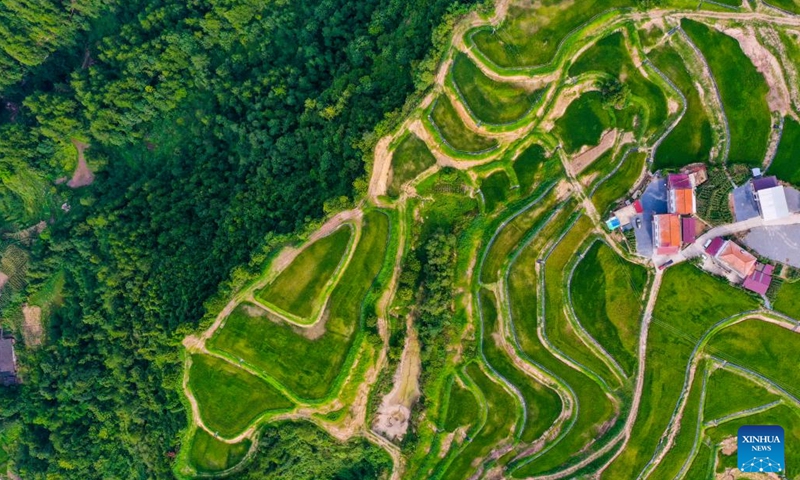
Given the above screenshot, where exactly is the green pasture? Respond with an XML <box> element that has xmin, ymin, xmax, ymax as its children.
<box><xmin>646</xmin><ymin>361</ymin><xmax>708</xmax><ymax>480</ymax></box>
<box><xmin>451</xmin><ymin>52</ymin><xmax>542</xmax><ymax>125</ymax></box>
<box><xmin>649</xmin><ymin>44</ymin><xmax>714</xmax><ymax>168</ymax></box>
<box><xmin>707</xmin><ymin>319</ymin><xmax>800</xmax><ymax>400</ymax></box>
<box><xmin>683</xmin><ymin>441</ymin><xmax>715</xmax><ymax>480</ymax></box>
<box><xmin>602</xmin><ymin>263</ymin><xmax>757</xmax><ymax>477</ymax></box>
<box><xmin>764</xmin><ymin>0</ymin><xmax>800</xmax><ymax>13</ymax></box>
<box><xmin>769</xmin><ymin>117</ymin><xmax>800</xmax><ymax>187</ymax></box>
<box><xmin>443</xmin><ymin>377</ymin><xmax>480</xmax><ymax>432</ymax></box>
<box><xmin>703</xmin><ymin>367</ymin><xmax>780</xmax><ymax>421</ymax></box>
<box><xmin>705</xmin><ymin>404</ymin><xmax>800</xmax><ymax>478</ymax></box>
<box><xmin>543</xmin><ymin>216</ymin><xmax>621</xmax><ymax>389</ymax></box>
<box><xmin>388</xmin><ymin>133</ymin><xmax>437</xmax><ymax>197</ymax></box>
<box><xmin>570</xmin><ymin>241</ymin><xmax>647</xmax><ymax>377</ymax></box>
<box><xmin>209</xmin><ymin>210</ymin><xmax>389</xmax><ymax>400</ymax></box>
<box><xmin>430</xmin><ymin>96</ymin><xmax>498</xmax><ymax>153</ymax></box>
<box><xmin>591</xmin><ymin>151</ymin><xmax>646</xmax><ymax>215</ymax></box>
<box><xmin>255</xmin><ymin>225</ymin><xmax>352</xmax><ymax>320</ymax></box>
<box><xmin>188</xmin><ymin>354</ymin><xmax>293</xmax><ymax>438</ymax></box>
<box><xmin>442</xmin><ymin>362</ymin><xmax>517</xmax><ymax>480</ymax></box>
<box><xmin>553</xmin><ymin>91</ymin><xmax>614</xmax><ymax>153</ymax></box>
<box><xmin>507</xmin><ymin>214</ymin><xmax>621</xmax><ymax>478</ymax></box>
<box><xmin>481</xmin><ymin>289</ymin><xmax>562</xmax><ymax>443</ymax></box>
<box><xmin>481</xmin><ymin>187</ymin><xmax>560</xmax><ymax>284</ymax></box>
<box><xmin>481</xmin><ymin>170</ymin><xmax>512</xmax><ymax>213</ymax></box>
<box><xmin>513</xmin><ymin>143</ymin><xmax>559</xmax><ymax>194</ymax></box>
<box><xmin>774</xmin><ymin>280</ymin><xmax>800</xmax><ymax>319</ymax></box>
<box><xmin>28</xmin><ymin>268</ymin><xmax>65</xmax><ymax>325</ymax></box>
<box><xmin>470</xmin><ymin>0</ymin><xmax>633</xmax><ymax>68</ymax></box>
<box><xmin>683</xmin><ymin>19</ymin><xmax>771</xmax><ymax>167</ymax></box>
<box><xmin>569</xmin><ymin>31</ymin><xmax>669</xmax><ymax>137</ymax></box>
<box><xmin>188</xmin><ymin>428</ymin><xmax>251</xmax><ymax>474</ymax></box>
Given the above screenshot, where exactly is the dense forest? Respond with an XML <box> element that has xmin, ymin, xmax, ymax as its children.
<box><xmin>0</xmin><ymin>0</ymin><xmax>480</xmax><ymax>477</ymax></box>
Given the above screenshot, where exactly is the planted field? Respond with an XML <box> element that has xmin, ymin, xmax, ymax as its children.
<box><xmin>507</xmin><ymin>215</ymin><xmax>621</xmax><ymax>478</ymax></box>
<box><xmin>696</xmin><ymin>167</ymin><xmax>734</xmax><ymax>225</ymax></box>
<box><xmin>430</xmin><ymin>96</ymin><xmax>498</xmax><ymax>153</ymax></box>
<box><xmin>570</xmin><ymin>241</ymin><xmax>647</xmax><ymax>376</ymax></box>
<box><xmin>774</xmin><ymin>280</ymin><xmax>800</xmax><ymax>319</ymax></box>
<box><xmin>209</xmin><ymin>210</ymin><xmax>389</xmax><ymax>400</ymax></box>
<box><xmin>765</xmin><ymin>0</ymin><xmax>800</xmax><ymax>13</ymax></box>
<box><xmin>513</xmin><ymin>143</ymin><xmax>560</xmax><ymax>194</ymax></box>
<box><xmin>188</xmin><ymin>354</ymin><xmax>293</xmax><ymax>437</ymax></box>
<box><xmin>683</xmin><ymin>441</ymin><xmax>715</xmax><ymax>480</ymax></box>
<box><xmin>388</xmin><ymin>133</ymin><xmax>437</xmax><ymax>197</ymax></box>
<box><xmin>481</xmin><ymin>289</ymin><xmax>562</xmax><ymax>443</ymax></box>
<box><xmin>470</xmin><ymin>0</ymin><xmax>633</xmax><ymax>68</ymax></box>
<box><xmin>569</xmin><ymin>31</ymin><xmax>668</xmax><ymax>136</ymax></box>
<box><xmin>703</xmin><ymin>367</ymin><xmax>780</xmax><ymax>421</ymax></box>
<box><xmin>543</xmin><ymin>216</ymin><xmax>621</xmax><ymax>389</ymax></box>
<box><xmin>481</xmin><ymin>170</ymin><xmax>511</xmax><ymax>213</ymax></box>
<box><xmin>649</xmin><ymin>44</ymin><xmax>714</xmax><ymax>168</ymax></box>
<box><xmin>591</xmin><ymin>151</ymin><xmax>646</xmax><ymax>215</ymax></box>
<box><xmin>707</xmin><ymin>319</ymin><xmax>800</xmax><ymax>400</ymax></box>
<box><xmin>602</xmin><ymin>263</ymin><xmax>757</xmax><ymax>477</ymax></box>
<box><xmin>451</xmin><ymin>53</ymin><xmax>542</xmax><ymax>125</ymax></box>
<box><xmin>189</xmin><ymin>429</ymin><xmax>251</xmax><ymax>474</ymax></box>
<box><xmin>442</xmin><ymin>362</ymin><xmax>518</xmax><ymax>480</ymax></box>
<box><xmin>683</xmin><ymin>19</ymin><xmax>771</xmax><ymax>166</ymax></box>
<box><xmin>443</xmin><ymin>377</ymin><xmax>480</xmax><ymax>432</ymax></box>
<box><xmin>255</xmin><ymin>225</ymin><xmax>352</xmax><ymax>320</ymax></box>
<box><xmin>481</xmin><ymin>187</ymin><xmax>560</xmax><ymax>284</ymax></box>
<box><xmin>554</xmin><ymin>91</ymin><xmax>615</xmax><ymax>153</ymax></box>
<box><xmin>770</xmin><ymin>117</ymin><xmax>800</xmax><ymax>187</ymax></box>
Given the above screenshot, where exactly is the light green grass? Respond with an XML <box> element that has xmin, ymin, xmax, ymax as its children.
<box><xmin>451</xmin><ymin>52</ymin><xmax>542</xmax><ymax>125</ymax></box>
<box><xmin>188</xmin><ymin>428</ymin><xmax>251</xmax><ymax>474</ymax></box>
<box><xmin>764</xmin><ymin>0</ymin><xmax>800</xmax><ymax>13</ymax></box>
<box><xmin>553</xmin><ymin>91</ymin><xmax>615</xmax><ymax>153</ymax></box>
<box><xmin>578</xmin><ymin>147</ymin><xmax>616</xmax><ymax>188</ymax></box>
<box><xmin>430</xmin><ymin>96</ymin><xmax>498</xmax><ymax>153</ymax></box>
<box><xmin>442</xmin><ymin>362</ymin><xmax>517</xmax><ymax>480</ymax></box>
<box><xmin>703</xmin><ymin>367</ymin><xmax>780</xmax><ymax>421</ymax></box>
<box><xmin>481</xmin><ymin>170</ymin><xmax>511</xmax><ymax>213</ymax></box>
<box><xmin>774</xmin><ymin>280</ymin><xmax>800</xmax><ymax>319</ymax></box>
<box><xmin>256</xmin><ymin>226</ymin><xmax>352</xmax><ymax>319</ymax></box>
<box><xmin>707</xmin><ymin>319</ymin><xmax>800</xmax><ymax>400</ymax></box>
<box><xmin>470</xmin><ymin>0</ymin><xmax>633</xmax><ymax>68</ymax></box>
<box><xmin>388</xmin><ymin>133</ymin><xmax>436</xmax><ymax>197</ymax></box>
<box><xmin>188</xmin><ymin>354</ymin><xmax>293</xmax><ymax>438</ymax></box>
<box><xmin>209</xmin><ymin>210</ymin><xmax>389</xmax><ymax>400</ymax></box>
<box><xmin>591</xmin><ymin>151</ymin><xmax>646</xmax><ymax>215</ymax></box>
<box><xmin>507</xmin><ymin>212</ymin><xmax>620</xmax><ymax>478</ymax></box>
<box><xmin>570</xmin><ymin>241</ymin><xmax>647</xmax><ymax>377</ymax></box>
<box><xmin>649</xmin><ymin>43</ymin><xmax>714</xmax><ymax>168</ymax></box>
<box><xmin>769</xmin><ymin>117</ymin><xmax>800</xmax><ymax>187</ymax></box>
<box><xmin>683</xmin><ymin>441</ymin><xmax>715</xmax><ymax>480</ymax></box>
<box><xmin>481</xmin><ymin>289</ymin><xmax>562</xmax><ymax>443</ymax></box>
<box><xmin>569</xmin><ymin>31</ymin><xmax>668</xmax><ymax>137</ymax></box>
<box><xmin>602</xmin><ymin>263</ymin><xmax>758</xmax><ymax>478</ymax></box>
<box><xmin>683</xmin><ymin>19</ymin><xmax>771</xmax><ymax>167</ymax></box>
<box><xmin>443</xmin><ymin>377</ymin><xmax>480</xmax><ymax>432</ymax></box>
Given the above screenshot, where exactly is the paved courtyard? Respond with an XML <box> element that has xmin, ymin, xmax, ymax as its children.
<box><xmin>732</xmin><ymin>183</ymin><xmax>759</xmax><ymax>222</ymax></box>
<box><xmin>744</xmin><ymin>224</ymin><xmax>800</xmax><ymax>268</ymax></box>
<box><xmin>633</xmin><ymin>175</ymin><xmax>667</xmax><ymax>257</ymax></box>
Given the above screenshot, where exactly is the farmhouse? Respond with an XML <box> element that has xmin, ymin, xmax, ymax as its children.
<box><xmin>653</xmin><ymin>213</ymin><xmax>682</xmax><ymax>255</ymax></box>
<box><xmin>751</xmin><ymin>176</ymin><xmax>790</xmax><ymax>221</ymax></box>
<box><xmin>667</xmin><ymin>173</ymin><xmax>696</xmax><ymax>215</ymax></box>
<box><xmin>742</xmin><ymin>263</ymin><xmax>775</xmax><ymax>295</ymax></box>
<box><xmin>0</xmin><ymin>334</ymin><xmax>18</xmax><ymax>386</ymax></box>
<box><xmin>715</xmin><ymin>240</ymin><xmax>757</xmax><ymax>279</ymax></box>
<box><xmin>607</xmin><ymin>200</ymin><xmax>643</xmax><ymax>230</ymax></box>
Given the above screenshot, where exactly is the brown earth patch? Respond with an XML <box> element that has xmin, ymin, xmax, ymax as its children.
<box><xmin>571</xmin><ymin>129</ymin><xmax>617</xmax><ymax>175</ymax></box>
<box><xmin>22</xmin><ymin>304</ymin><xmax>43</xmax><ymax>347</ymax></box>
<box><xmin>68</xmin><ymin>140</ymin><xmax>94</xmax><ymax>188</ymax></box>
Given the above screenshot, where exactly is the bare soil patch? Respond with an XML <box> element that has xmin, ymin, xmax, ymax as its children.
<box><xmin>571</xmin><ymin>129</ymin><xmax>617</xmax><ymax>175</ymax></box>
<box><xmin>720</xmin><ymin>436</ymin><xmax>737</xmax><ymax>455</ymax></box>
<box><xmin>373</xmin><ymin>320</ymin><xmax>421</xmax><ymax>441</ymax></box>
<box><xmin>22</xmin><ymin>304</ymin><xmax>43</xmax><ymax>347</ymax></box>
<box><xmin>68</xmin><ymin>140</ymin><xmax>94</xmax><ymax>188</ymax></box>
<box><xmin>0</xmin><ymin>272</ymin><xmax>8</xmax><ymax>291</ymax></box>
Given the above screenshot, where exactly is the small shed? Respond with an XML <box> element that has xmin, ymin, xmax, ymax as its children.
<box><xmin>0</xmin><ymin>336</ymin><xmax>18</xmax><ymax>386</ymax></box>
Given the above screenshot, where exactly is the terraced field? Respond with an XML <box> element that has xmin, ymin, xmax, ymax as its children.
<box><xmin>178</xmin><ymin>0</ymin><xmax>800</xmax><ymax>478</ymax></box>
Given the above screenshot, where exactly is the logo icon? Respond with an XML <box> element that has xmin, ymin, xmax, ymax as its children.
<box><xmin>738</xmin><ymin>425</ymin><xmax>785</xmax><ymax>474</ymax></box>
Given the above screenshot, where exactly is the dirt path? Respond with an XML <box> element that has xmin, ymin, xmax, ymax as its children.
<box><xmin>68</xmin><ymin>140</ymin><xmax>94</xmax><ymax>188</ymax></box>
<box><xmin>570</xmin><ymin>129</ymin><xmax>618</xmax><ymax>175</ymax></box>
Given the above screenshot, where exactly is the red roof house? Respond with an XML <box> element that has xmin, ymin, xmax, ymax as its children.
<box><xmin>705</xmin><ymin>237</ymin><xmax>724</xmax><ymax>256</ymax></box>
<box><xmin>682</xmin><ymin>217</ymin><xmax>696</xmax><ymax>244</ymax></box>
<box><xmin>743</xmin><ymin>263</ymin><xmax>774</xmax><ymax>295</ymax></box>
<box><xmin>653</xmin><ymin>214</ymin><xmax>682</xmax><ymax>256</ymax></box>
<box><xmin>668</xmin><ymin>174</ymin><xmax>696</xmax><ymax>215</ymax></box>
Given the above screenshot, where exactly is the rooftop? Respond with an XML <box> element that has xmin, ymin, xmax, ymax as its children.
<box><xmin>682</xmin><ymin>217</ymin><xmax>697</xmax><ymax>244</ymax></box>
<box><xmin>654</xmin><ymin>213</ymin><xmax>682</xmax><ymax>255</ymax></box>
<box><xmin>668</xmin><ymin>173</ymin><xmax>692</xmax><ymax>190</ymax></box>
<box><xmin>717</xmin><ymin>241</ymin><xmax>757</xmax><ymax>278</ymax></box>
<box><xmin>670</xmin><ymin>188</ymin><xmax>695</xmax><ymax>215</ymax></box>
<box><xmin>0</xmin><ymin>337</ymin><xmax>15</xmax><ymax>375</ymax></box>
<box><xmin>752</xmin><ymin>176</ymin><xmax>778</xmax><ymax>192</ymax></box>
<box><xmin>743</xmin><ymin>263</ymin><xmax>773</xmax><ymax>295</ymax></box>
<box><xmin>705</xmin><ymin>237</ymin><xmax>725</xmax><ymax>256</ymax></box>
<box><xmin>756</xmin><ymin>186</ymin><xmax>790</xmax><ymax>221</ymax></box>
